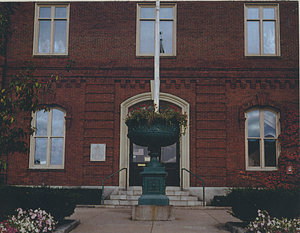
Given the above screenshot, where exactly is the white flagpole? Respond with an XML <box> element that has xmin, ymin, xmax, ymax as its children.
<box><xmin>154</xmin><ymin>0</ymin><xmax>160</xmax><ymax>113</ymax></box>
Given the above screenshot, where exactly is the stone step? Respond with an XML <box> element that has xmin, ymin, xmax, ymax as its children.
<box><xmin>111</xmin><ymin>193</ymin><xmax>197</xmax><ymax>201</ymax></box>
<box><xmin>118</xmin><ymin>189</ymin><xmax>189</xmax><ymax>197</ymax></box>
<box><xmin>118</xmin><ymin>190</ymin><xmax>142</xmax><ymax>196</ymax></box>
<box><xmin>166</xmin><ymin>187</ymin><xmax>181</xmax><ymax>191</ymax></box>
<box><xmin>127</xmin><ymin>186</ymin><xmax>142</xmax><ymax>191</ymax></box>
<box><xmin>168</xmin><ymin>195</ymin><xmax>198</xmax><ymax>201</ymax></box>
<box><xmin>170</xmin><ymin>200</ymin><xmax>204</xmax><ymax>206</ymax></box>
<box><xmin>105</xmin><ymin>200</ymin><xmax>203</xmax><ymax>206</ymax></box>
<box><xmin>166</xmin><ymin>190</ymin><xmax>190</xmax><ymax>196</ymax></box>
<box><xmin>106</xmin><ymin>187</ymin><xmax>203</xmax><ymax>206</ymax></box>
<box><xmin>104</xmin><ymin>200</ymin><xmax>138</xmax><ymax>205</ymax></box>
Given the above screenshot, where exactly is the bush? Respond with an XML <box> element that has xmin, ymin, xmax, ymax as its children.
<box><xmin>227</xmin><ymin>187</ymin><xmax>300</xmax><ymax>223</ymax></box>
<box><xmin>211</xmin><ymin>195</ymin><xmax>230</xmax><ymax>206</ymax></box>
<box><xmin>0</xmin><ymin>186</ymin><xmax>80</xmax><ymax>223</ymax></box>
<box><xmin>72</xmin><ymin>188</ymin><xmax>102</xmax><ymax>205</ymax></box>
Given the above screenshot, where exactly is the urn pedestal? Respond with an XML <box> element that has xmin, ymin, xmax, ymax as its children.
<box><xmin>127</xmin><ymin>122</ymin><xmax>179</xmax><ymax>206</ymax></box>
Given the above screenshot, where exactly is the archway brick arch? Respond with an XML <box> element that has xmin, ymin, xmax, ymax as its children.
<box><xmin>119</xmin><ymin>92</ymin><xmax>190</xmax><ymax>188</ymax></box>
<box><xmin>238</xmin><ymin>91</ymin><xmax>284</xmax><ymax>129</ymax></box>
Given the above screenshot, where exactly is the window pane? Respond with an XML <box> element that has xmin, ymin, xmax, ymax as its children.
<box><xmin>248</xmin><ymin>110</ymin><xmax>260</xmax><ymax>137</ymax></box>
<box><xmin>39</xmin><ymin>7</ymin><xmax>51</xmax><ymax>18</ymax></box>
<box><xmin>38</xmin><ymin>20</ymin><xmax>51</xmax><ymax>53</ymax></box>
<box><xmin>52</xmin><ymin>109</ymin><xmax>64</xmax><ymax>136</ymax></box>
<box><xmin>36</xmin><ymin>110</ymin><xmax>48</xmax><ymax>136</ymax></box>
<box><xmin>264</xmin><ymin>139</ymin><xmax>276</xmax><ymax>167</ymax></box>
<box><xmin>264</xmin><ymin>111</ymin><xmax>276</xmax><ymax>137</ymax></box>
<box><xmin>50</xmin><ymin>138</ymin><xmax>63</xmax><ymax>165</ymax></box>
<box><xmin>133</xmin><ymin>144</ymin><xmax>150</xmax><ymax>163</ymax></box>
<box><xmin>54</xmin><ymin>20</ymin><xmax>66</xmax><ymax>53</ymax></box>
<box><xmin>263</xmin><ymin>21</ymin><xmax>275</xmax><ymax>54</ymax></box>
<box><xmin>248</xmin><ymin>139</ymin><xmax>260</xmax><ymax>166</ymax></box>
<box><xmin>141</xmin><ymin>7</ymin><xmax>154</xmax><ymax>18</ymax></box>
<box><xmin>55</xmin><ymin>7</ymin><xmax>66</xmax><ymax>18</ymax></box>
<box><xmin>160</xmin><ymin>21</ymin><xmax>173</xmax><ymax>54</ymax></box>
<box><xmin>140</xmin><ymin>21</ymin><xmax>154</xmax><ymax>53</ymax></box>
<box><xmin>247</xmin><ymin>21</ymin><xmax>260</xmax><ymax>54</ymax></box>
<box><xmin>263</xmin><ymin>8</ymin><xmax>275</xmax><ymax>19</ymax></box>
<box><xmin>247</xmin><ymin>8</ymin><xmax>259</xmax><ymax>19</ymax></box>
<box><xmin>35</xmin><ymin>138</ymin><xmax>47</xmax><ymax>165</ymax></box>
<box><xmin>160</xmin><ymin>7</ymin><xmax>173</xmax><ymax>19</ymax></box>
<box><xmin>161</xmin><ymin>143</ymin><xmax>176</xmax><ymax>163</ymax></box>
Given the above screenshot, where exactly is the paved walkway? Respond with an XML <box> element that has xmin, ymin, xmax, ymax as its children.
<box><xmin>66</xmin><ymin>206</ymin><xmax>243</xmax><ymax>233</ymax></box>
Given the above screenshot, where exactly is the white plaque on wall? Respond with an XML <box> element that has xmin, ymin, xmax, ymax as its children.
<box><xmin>90</xmin><ymin>144</ymin><xmax>106</xmax><ymax>161</ymax></box>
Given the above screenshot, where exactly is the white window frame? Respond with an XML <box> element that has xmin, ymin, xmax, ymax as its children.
<box><xmin>33</xmin><ymin>3</ymin><xmax>70</xmax><ymax>55</ymax></box>
<box><xmin>244</xmin><ymin>4</ymin><xmax>280</xmax><ymax>57</ymax></box>
<box><xmin>136</xmin><ymin>3</ymin><xmax>177</xmax><ymax>57</ymax></box>
<box><xmin>29</xmin><ymin>107</ymin><xmax>66</xmax><ymax>169</ymax></box>
<box><xmin>245</xmin><ymin>108</ymin><xmax>280</xmax><ymax>171</ymax></box>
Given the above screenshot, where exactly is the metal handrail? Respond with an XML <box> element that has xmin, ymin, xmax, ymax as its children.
<box><xmin>101</xmin><ymin>168</ymin><xmax>127</xmax><ymax>205</ymax></box>
<box><xmin>181</xmin><ymin>168</ymin><xmax>205</xmax><ymax>206</ymax></box>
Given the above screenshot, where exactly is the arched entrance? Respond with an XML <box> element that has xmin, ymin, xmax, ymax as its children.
<box><xmin>119</xmin><ymin>92</ymin><xmax>190</xmax><ymax>188</ymax></box>
<box><xmin>128</xmin><ymin>100</ymin><xmax>181</xmax><ymax>186</ymax></box>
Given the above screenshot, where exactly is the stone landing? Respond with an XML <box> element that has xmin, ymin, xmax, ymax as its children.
<box><xmin>132</xmin><ymin>205</ymin><xmax>175</xmax><ymax>221</ymax></box>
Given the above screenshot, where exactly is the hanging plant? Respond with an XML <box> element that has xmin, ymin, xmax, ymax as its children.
<box><xmin>125</xmin><ymin>104</ymin><xmax>188</xmax><ymax>137</ymax></box>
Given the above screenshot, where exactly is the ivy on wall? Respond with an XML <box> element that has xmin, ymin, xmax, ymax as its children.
<box><xmin>239</xmin><ymin>110</ymin><xmax>299</xmax><ymax>189</ymax></box>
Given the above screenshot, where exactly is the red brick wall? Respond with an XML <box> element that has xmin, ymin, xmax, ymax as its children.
<box><xmin>3</xmin><ymin>1</ymin><xmax>299</xmax><ymax>187</ymax></box>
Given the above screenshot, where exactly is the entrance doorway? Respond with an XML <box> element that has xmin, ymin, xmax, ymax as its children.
<box><xmin>129</xmin><ymin>142</ymin><xmax>180</xmax><ymax>186</ymax></box>
<box><xmin>119</xmin><ymin>92</ymin><xmax>190</xmax><ymax>189</ymax></box>
<box><xmin>128</xmin><ymin>100</ymin><xmax>180</xmax><ymax>186</ymax></box>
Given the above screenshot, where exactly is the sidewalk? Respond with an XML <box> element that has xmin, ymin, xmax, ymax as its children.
<box><xmin>63</xmin><ymin>206</ymin><xmax>244</xmax><ymax>233</ymax></box>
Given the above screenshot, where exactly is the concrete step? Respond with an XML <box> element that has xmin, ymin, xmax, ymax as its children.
<box><xmin>104</xmin><ymin>200</ymin><xmax>138</xmax><ymax>205</ymax></box>
<box><xmin>118</xmin><ymin>190</ymin><xmax>142</xmax><ymax>196</ymax></box>
<box><xmin>166</xmin><ymin>190</ymin><xmax>190</xmax><ymax>196</ymax></box>
<box><xmin>127</xmin><ymin>186</ymin><xmax>142</xmax><ymax>191</ymax></box>
<box><xmin>105</xmin><ymin>199</ymin><xmax>203</xmax><ymax>206</ymax></box>
<box><xmin>168</xmin><ymin>195</ymin><xmax>198</xmax><ymax>201</ymax></box>
<box><xmin>111</xmin><ymin>193</ymin><xmax>196</xmax><ymax>201</ymax></box>
<box><xmin>118</xmin><ymin>187</ymin><xmax>189</xmax><ymax>197</ymax></box>
<box><xmin>170</xmin><ymin>200</ymin><xmax>204</xmax><ymax>206</ymax></box>
<box><xmin>105</xmin><ymin>200</ymin><xmax>203</xmax><ymax>206</ymax></box>
<box><xmin>166</xmin><ymin>187</ymin><xmax>181</xmax><ymax>191</ymax></box>
<box><xmin>106</xmin><ymin>187</ymin><xmax>203</xmax><ymax>206</ymax></box>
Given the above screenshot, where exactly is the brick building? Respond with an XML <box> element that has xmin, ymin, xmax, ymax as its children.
<box><xmin>1</xmin><ymin>1</ymin><xmax>299</xmax><ymax>204</ymax></box>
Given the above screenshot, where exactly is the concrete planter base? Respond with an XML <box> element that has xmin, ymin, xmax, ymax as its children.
<box><xmin>132</xmin><ymin>205</ymin><xmax>175</xmax><ymax>221</ymax></box>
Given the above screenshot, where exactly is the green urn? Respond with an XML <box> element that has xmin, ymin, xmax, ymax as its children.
<box><xmin>127</xmin><ymin>121</ymin><xmax>179</xmax><ymax>205</ymax></box>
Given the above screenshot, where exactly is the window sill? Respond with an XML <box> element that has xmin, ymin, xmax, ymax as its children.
<box><xmin>27</xmin><ymin>168</ymin><xmax>65</xmax><ymax>172</ymax></box>
<box><xmin>244</xmin><ymin>55</ymin><xmax>281</xmax><ymax>59</ymax></box>
<box><xmin>246</xmin><ymin>167</ymin><xmax>278</xmax><ymax>171</ymax></box>
<box><xmin>135</xmin><ymin>55</ymin><xmax>177</xmax><ymax>59</ymax></box>
<box><xmin>32</xmin><ymin>54</ymin><xmax>69</xmax><ymax>58</ymax></box>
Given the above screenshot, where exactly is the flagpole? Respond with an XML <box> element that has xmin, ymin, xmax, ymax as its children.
<box><xmin>154</xmin><ymin>0</ymin><xmax>160</xmax><ymax>113</ymax></box>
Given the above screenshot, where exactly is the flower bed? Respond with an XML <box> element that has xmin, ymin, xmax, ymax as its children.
<box><xmin>246</xmin><ymin>210</ymin><xmax>300</xmax><ymax>233</ymax></box>
<box><xmin>0</xmin><ymin>208</ymin><xmax>56</xmax><ymax>233</ymax></box>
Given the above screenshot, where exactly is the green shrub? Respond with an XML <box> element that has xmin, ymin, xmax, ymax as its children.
<box><xmin>72</xmin><ymin>188</ymin><xmax>102</xmax><ymax>205</ymax></box>
<box><xmin>0</xmin><ymin>186</ymin><xmax>80</xmax><ymax>223</ymax></box>
<box><xmin>226</xmin><ymin>187</ymin><xmax>300</xmax><ymax>223</ymax></box>
<box><xmin>211</xmin><ymin>195</ymin><xmax>230</xmax><ymax>206</ymax></box>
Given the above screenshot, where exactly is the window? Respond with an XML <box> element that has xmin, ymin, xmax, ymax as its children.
<box><xmin>29</xmin><ymin>108</ymin><xmax>66</xmax><ymax>169</ymax></box>
<box><xmin>245</xmin><ymin>108</ymin><xmax>280</xmax><ymax>170</ymax></box>
<box><xmin>33</xmin><ymin>4</ymin><xmax>70</xmax><ymax>55</ymax></box>
<box><xmin>136</xmin><ymin>4</ymin><xmax>176</xmax><ymax>56</ymax></box>
<box><xmin>245</xmin><ymin>4</ymin><xmax>280</xmax><ymax>56</ymax></box>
